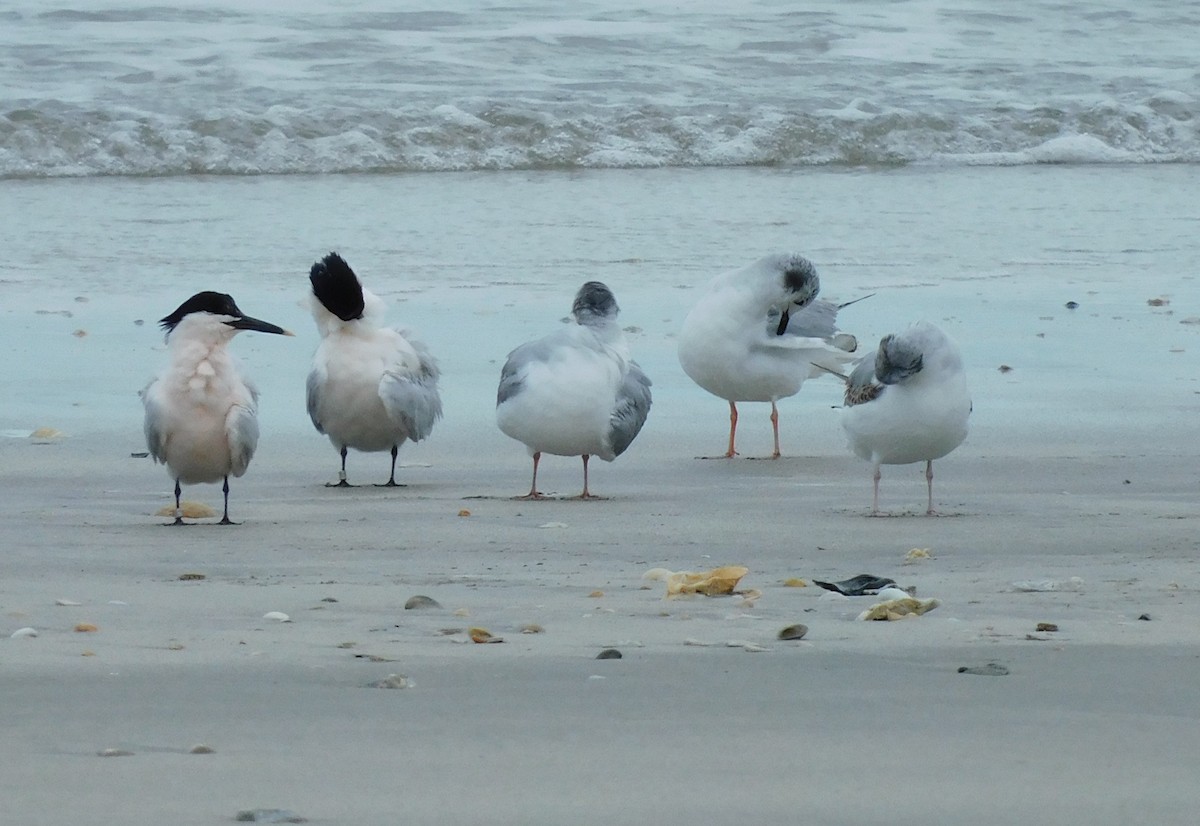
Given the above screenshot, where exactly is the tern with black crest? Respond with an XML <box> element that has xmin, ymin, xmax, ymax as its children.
<box><xmin>142</xmin><ymin>291</ymin><xmax>292</xmax><ymax>525</ymax></box>
<box><xmin>306</xmin><ymin>252</ymin><xmax>442</xmax><ymax>487</ymax></box>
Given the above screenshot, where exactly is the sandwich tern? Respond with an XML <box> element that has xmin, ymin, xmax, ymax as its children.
<box><xmin>306</xmin><ymin>252</ymin><xmax>442</xmax><ymax>487</ymax></box>
<box><xmin>142</xmin><ymin>291</ymin><xmax>292</xmax><ymax>525</ymax></box>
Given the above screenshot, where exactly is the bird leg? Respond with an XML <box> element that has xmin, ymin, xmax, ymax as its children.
<box><xmin>699</xmin><ymin>401</ymin><xmax>739</xmax><ymax>459</ymax></box>
<box><xmin>217</xmin><ymin>476</ymin><xmax>238</xmax><ymax>525</ymax></box>
<box><xmin>871</xmin><ymin>463</ymin><xmax>883</xmax><ymax>516</ymax></box>
<box><xmin>576</xmin><ymin>454</ymin><xmax>605</xmax><ymax>499</ymax></box>
<box><xmin>326</xmin><ymin>446</ymin><xmax>353</xmax><ymax>487</ymax></box>
<box><xmin>167</xmin><ymin>479</ymin><xmax>186</xmax><ymax>526</ymax></box>
<box><xmin>376</xmin><ymin>444</ymin><xmax>404</xmax><ymax>487</ymax></box>
<box><xmin>769</xmin><ymin>400</ymin><xmax>781</xmax><ymax>459</ymax></box>
<box><xmin>513</xmin><ymin>451</ymin><xmax>549</xmax><ymax>500</ymax></box>
<box><xmin>925</xmin><ymin>460</ymin><xmax>937</xmax><ymax>516</ymax></box>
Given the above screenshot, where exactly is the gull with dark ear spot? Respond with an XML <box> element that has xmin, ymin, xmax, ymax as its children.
<box><xmin>677</xmin><ymin>253</ymin><xmax>864</xmax><ymax>459</ymax></box>
<box><xmin>306</xmin><ymin>252</ymin><xmax>443</xmax><ymax>487</ymax></box>
<box><xmin>837</xmin><ymin>321</ymin><xmax>971</xmax><ymax>515</ymax></box>
<box><xmin>141</xmin><ymin>291</ymin><xmax>293</xmax><ymax>525</ymax></box>
<box><xmin>496</xmin><ymin>281</ymin><xmax>652</xmax><ymax>499</ymax></box>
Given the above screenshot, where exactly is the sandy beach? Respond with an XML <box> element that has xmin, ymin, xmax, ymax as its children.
<box><xmin>3</xmin><ymin>165</ymin><xmax>1200</xmax><ymax>824</ymax></box>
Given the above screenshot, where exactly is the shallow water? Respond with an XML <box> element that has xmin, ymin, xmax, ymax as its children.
<box><xmin>2</xmin><ymin>165</ymin><xmax>1197</xmax><ymax>463</ymax></box>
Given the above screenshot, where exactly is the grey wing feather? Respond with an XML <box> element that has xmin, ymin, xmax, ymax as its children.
<box><xmin>381</xmin><ymin>371</ymin><xmax>442</xmax><ymax>442</ymax></box>
<box><xmin>773</xmin><ymin>299</ymin><xmax>841</xmax><ymax>340</ymax></box>
<box><xmin>496</xmin><ymin>337</ymin><xmax>558</xmax><ymax>406</ymax></box>
<box><xmin>608</xmin><ymin>361</ymin><xmax>653</xmax><ymax>458</ymax></box>
<box><xmin>226</xmin><ymin>403</ymin><xmax>260</xmax><ymax>477</ymax></box>
<box><xmin>398</xmin><ymin>328</ymin><xmax>442</xmax><ymax>382</ymax></box>
<box><xmin>380</xmin><ymin>330</ymin><xmax>443</xmax><ymax>441</ymax></box>
<box><xmin>305</xmin><ymin>366</ymin><xmax>326</xmax><ymax>434</ymax></box>
<box><xmin>141</xmin><ymin>380</ymin><xmax>168</xmax><ymax>464</ymax></box>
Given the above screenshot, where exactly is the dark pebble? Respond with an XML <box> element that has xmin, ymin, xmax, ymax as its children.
<box><xmin>404</xmin><ymin>595</ymin><xmax>442</xmax><ymax>610</ymax></box>
<box><xmin>1065</xmin><ymin>301</ymin><xmax>1079</xmax><ymax>309</ymax></box>
<box><xmin>958</xmin><ymin>662</ymin><xmax>1010</xmax><ymax>676</ymax></box>
<box><xmin>235</xmin><ymin>810</ymin><xmax>306</xmax><ymax>823</ymax></box>
<box><xmin>596</xmin><ymin>648</ymin><xmax>622</xmax><ymax>659</ymax></box>
<box><xmin>1138</xmin><ymin>613</ymin><xmax>1151</xmax><ymax>621</ymax></box>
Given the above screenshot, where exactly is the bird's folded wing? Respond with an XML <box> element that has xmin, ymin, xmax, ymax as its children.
<box><xmin>225</xmin><ymin>403</ymin><xmax>260</xmax><ymax>477</ymax></box>
<box><xmin>380</xmin><ymin>371</ymin><xmax>443</xmax><ymax>442</ymax></box>
<box><xmin>305</xmin><ymin>365</ymin><xmax>327</xmax><ymax>434</ymax></box>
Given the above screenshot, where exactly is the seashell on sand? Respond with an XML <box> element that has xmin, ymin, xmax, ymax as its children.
<box><xmin>777</xmin><ymin>624</ymin><xmax>808</xmax><ymax>641</ymax></box>
<box><xmin>782</xmin><ymin>578</ymin><xmax>807</xmax><ymax>587</ymax></box>
<box><xmin>74</xmin><ymin>623</ymin><xmax>98</xmax><ymax>633</ymax></box>
<box><xmin>595</xmin><ymin>648</ymin><xmax>622</xmax><ymax>659</ymax></box>
<box><xmin>98</xmin><ymin>748</ymin><xmax>134</xmax><ymax>757</ymax></box>
<box><xmin>368</xmin><ymin>674</ymin><xmax>412</xmax><ymax>689</ymax></box>
<box><xmin>11</xmin><ymin>627</ymin><xmax>38</xmax><ymax>638</ymax></box>
<box><xmin>262</xmin><ymin>612</ymin><xmax>290</xmax><ymax>623</ymax></box>
<box><xmin>55</xmin><ymin>598</ymin><xmax>82</xmax><ymax>606</ymax></box>
<box><xmin>857</xmin><ymin>597</ymin><xmax>940</xmax><ymax>621</ymax></box>
<box><xmin>643</xmin><ymin>565</ymin><xmax>749</xmax><ymax>597</ymax></box>
<box><xmin>519</xmin><ymin>623</ymin><xmax>545</xmax><ymax>634</ymax></box>
<box><xmin>468</xmin><ymin>627</ymin><xmax>504</xmax><ymax>644</ymax></box>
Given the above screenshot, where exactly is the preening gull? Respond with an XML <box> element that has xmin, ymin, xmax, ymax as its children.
<box><xmin>142</xmin><ymin>291</ymin><xmax>293</xmax><ymax>525</ymax></box>
<box><xmin>496</xmin><ymin>281</ymin><xmax>652</xmax><ymax>499</ymax></box>
<box><xmin>306</xmin><ymin>252</ymin><xmax>442</xmax><ymax>486</ymax></box>
<box><xmin>677</xmin><ymin>252</ymin><xmax>861</xmax><ymax>458</ymax></box>
<box><xmin>838</xmin><ymin>321</ymin><xmax>971</xmax><ymax>515</ymax></box>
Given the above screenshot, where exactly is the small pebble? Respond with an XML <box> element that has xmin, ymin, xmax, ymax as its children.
<box><xmin>777</xmin><ymin>624</ymin><xmax>808</xmax><ymax>641</ymax></box>
<box><xmin>74</xmin><ymin>623</ymin><xmax>98</xmax><ymax>633</ymax></box>
<box><xmin>320</xmin><ymin>597</ymin><xmax>338</xmax><ymax>603</ymax></box>
<box><xmin>782</xmin><ymin>578</ymin><xmax>807</xmax><ymax>587</ymax></box>
<box><xmin>596</xmin><ymin>648</ymin><xmax>622</xmax><ymax>659</ymax></box>
<box><xmin>404</xmin><ymin>595</ymin><xmax>441</xmax><ymax>610</ymax></box>
<box><xmin>98</xmin><ymin>748</ymin><xmax>134</xmax><ymax>757</ymax></box>
<box><xmin>998</xmin><ymin>364</ymin><xmax>1013</xmax><ymax>373</ymax></box>
<box><xmin>368</xmin><ymin>674</ymin><xmax>412</xmax><ymax>690</ymax></box>
<box><xmin>55</xmin><ymin>598</ymin><xmax>82</xmax><ymax>606</ymax></box>
<box><xmin>1035</xmin><ymin>622</ymin><xmax>1059</xmax><ymax>632</ymax></box>
<box><xmin>262</xmin><ymin>612</ymin><xmax>290</xmax><ymax>622</ymax></box>
<box><xmin>458</xmin><ymin>509</ymin><xmax>471</xmax><ymax>517</ymax></box>
<box><xmin>588</xmin><ymin>590</ymin><xmax>604</xmax><ymax>598</ymax></box>
<box><xmin>189</xmin><ymin>744</ymin><xmax>215</xmax><ymax>754</ymax></box>
<box><xmin>178</xmin><ymin>573</ymin><xmax>206</xmax><ymax>581</ymax></box>
<box><xmin>1065</xmin><ymin>301</ymin><xmax>1079</xmax><ymax>309</ymax></box>
<box><xmin>235</xmin><ymin>809</ymin><xmax>307</xmax><ymax>823</ymax></box>
<box><xmin>958</xmin><ymin>662</ymin><xmax>1010</xmax><ymax>677</ymax></box>
<box><xmin>1138</xmin><ymin>613</ymin><xmax>1152</xmax><ymax>621</ymax></box>
<box><xmin>519</xmin><ymin>623</ymin><xmax>545</xmax><ymax>634</ymax></box>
